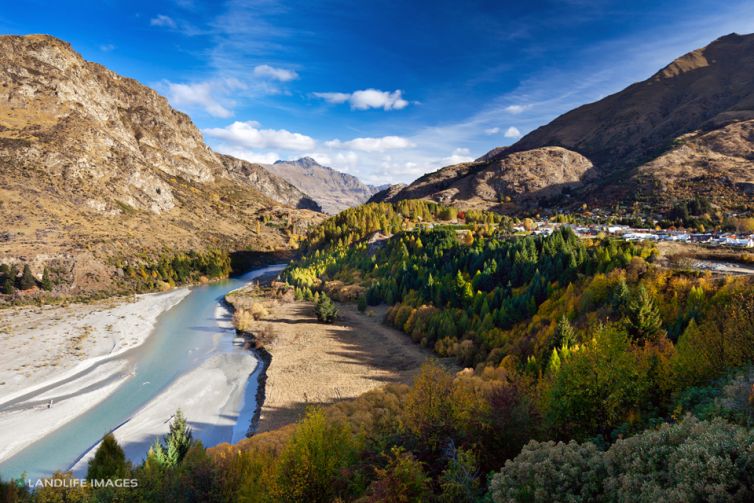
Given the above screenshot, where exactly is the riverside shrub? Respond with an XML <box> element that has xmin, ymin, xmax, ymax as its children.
<box><xmin>488</xmin><ymin>417</ymin><xmax>754</xmax><ymax>503</ymax></box>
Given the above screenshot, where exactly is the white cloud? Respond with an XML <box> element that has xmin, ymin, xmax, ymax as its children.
<box><xmin>325</xmin><ymin>136</ymin><xmax>414</xmax><ymax>152</ymax></box>
<box><xmin>441</xmin><ymin>147</ymin><xmax>475</xmax><ymax>165</ymax></box>
<box><xmin>204</xmin><ymin>121</ymin><xmax>316</xmax><ymax>151</ymax></box>
<box><xmin>504</xmin><ymin>104</ymin><xmax>531</xmax><ymax>114</ymax></box>
<box><xmin>165</xmin><ymin>81</ymin><xmax>233</xmax><ymax>118</ymax></box>
<box><xmin>312</xmin><ymin>92</ymin><xmax>351</xmax><ymax>104</ymax></box>
<box><xmin>216</xmin><ymin>146</ymin><xmax>280</xmax><ymax>165</ymax></box>
<box><xmin>313</xmin><ymin>89</ymin><xmax>409</xmax><ymax>111</ymax></box>
<box><xmin>150</xmin><ymin>14</ymin><xmax>177</xmax><ymax>28</ymax></box>
<box><xmin>253</xmin><ymin>64</ymin><xmax>299</xmax><ymax>82</ymax></box>
<box><xmin>484</xmin><ymin>127</ymin><xmax>500</xmax><ymax>135</ymax></box>
<box><xmin>504</xmin><ymin>126</ymin><xmax>522</xmax><ymax>138</ymax></box>
<box><xmin>350</xmin><ymin>89</ymin><xmax>408</xmax><ymax>110</ymax></box>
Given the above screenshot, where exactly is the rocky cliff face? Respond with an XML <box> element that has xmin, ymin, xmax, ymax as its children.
<box><xmin>382</xmin><ymin>33</ymin><xmax>754</xmax><ymax>213</ymax></box>
<box><xmin>266</xmin><ymin>157</ymin><xmax>378</xmax><ymax>214</ymax></box>
<box><xmin>0</xmin><ymin>35</ymin><xmax>322</xmax><ymax>294</ymax></box>
<box><xmin>220</xmin><ymin>155</ymin><xmax>321</xmax><ymax>211</ymax></box>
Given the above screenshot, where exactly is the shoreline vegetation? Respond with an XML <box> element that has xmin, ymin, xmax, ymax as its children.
<box><xmin>0</xmin><ymin>248</ymin><xmax>295</xmax><ymax>310</ymax></box>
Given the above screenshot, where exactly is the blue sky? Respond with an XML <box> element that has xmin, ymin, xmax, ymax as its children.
<box><xmin>2</xmin><ymin>0</ymin><xmax>754</xmax><ymax>184</ymax></box>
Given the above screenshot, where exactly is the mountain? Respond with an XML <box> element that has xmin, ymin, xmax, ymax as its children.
<box><xmin>220</xmin><ymin>155</ymin><xmax>321</xmax><ymax>211</ymax></box>
<box><xmin>266</xmin><ymin>157</ymin><xmax>378</xmax><ymax>214</ymax></box>
<box><xmin>0</xmin><ymin>34</ymin><xmax>322</xmax><ymax>294</ymax></box>
<box><xmin>382</xmin><ymin>33</ymin><xmax>754</xmax><ymax>213</ymax></box>
<box><xmin>367</xmin><ymin>183</ymin><xmax>407</xmax><ymax>203</ymax></box>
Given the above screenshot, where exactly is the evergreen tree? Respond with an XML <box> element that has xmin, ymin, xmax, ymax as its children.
<box><xmin>87</xmin><ymin>432</ymin><xmax>129</xmax><ymax>480</ymax></box>
<box><xmin>555</xmin><ymin>315</ymin><xmax>576</xmax><ymax>348</ymax></box>
<box><xmin>147</xmin><ymin>409</ymin><xmax>193</xmax><ymax>468</ymax></box>
<box><xmin>3</xmin><ymin>265</ymin><xmax>17</xmax><ymax>295</ymax></box>
<box><xmin>626</xmin><ymin>286</ymin><xmax>663</xmax><ymax>343</ymax></box>
<box><xmin>611</xmin><ymin>278</ymin><xmax>631</xmax><ymax>314</ymax></box>
<box><xmin>19</xmin><ymin>264</ymin><xmax>36</xmax><ymax>290</ymax></box>
<box><xmin>315</xmin><ymin>293</ymin><xmax>339</xmax><ymax>323</ymax></box>
<box><xmin>41</xmin><ymin>267</ymin><xmax>53</xmax><ymax>291</ymax></box>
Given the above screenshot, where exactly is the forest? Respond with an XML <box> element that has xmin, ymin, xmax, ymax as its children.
<box><xmin>3</xmin><ymin>200</ymin><xmax>753</xmax><ymax>502</ymax></box>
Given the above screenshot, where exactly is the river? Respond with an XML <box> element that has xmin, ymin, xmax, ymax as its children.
<box><xmin>0</xmin><ymin>264</ymin><xmax>285</xmax><ymax>481</ymax></box>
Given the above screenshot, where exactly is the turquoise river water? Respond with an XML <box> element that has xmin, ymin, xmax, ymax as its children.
<box><xmin>0</xmin><ymin>264</ymin><xmax>285</xmax><ymax>480</ymax></box>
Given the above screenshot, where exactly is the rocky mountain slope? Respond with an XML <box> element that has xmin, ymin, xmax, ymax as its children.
<box><xmin>0</xmin><ymin>34</ymin><xmax>322</xmax><ymax>294</ymax></box>
<box><xmin>220</xmin><ymin>155</ymin><xmax>320</xmax><ymax>211</ymax></box>
<box><xmin>382</xmin><ymin>33</ymin><xmax>754</xmax><ymax>213</ymax></box>
<box><xmin>265</xmin><ymin>157</ymin><xmax>378</xmax><ymax>214</ymax></box>
<box><xmin>367</xmin><ymin>183</ymin><xmax>407</xmax><ymax>203</ymax></box>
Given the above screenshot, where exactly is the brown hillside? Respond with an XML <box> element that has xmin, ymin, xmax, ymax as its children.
<box><xmin>0</xmin><ymin>35</ymin><xmax>322</xmax><ymax>294</ymax></box>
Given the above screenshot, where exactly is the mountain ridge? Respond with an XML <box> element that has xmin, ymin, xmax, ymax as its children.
<box><xmin>0</xmin><ymin>34</ymin><xmax>322</xmax><ymax>294</ymax></box>
<box><xmin>381</xmin><ymin>32</ymin><xmax>754</xmax><ymax>213</ymax></box>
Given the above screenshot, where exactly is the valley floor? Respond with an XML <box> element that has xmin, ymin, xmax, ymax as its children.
<box><xmin>254</xmin><ymin>301</ymin><xmax>433</xmax><ymax>433</ymax></box>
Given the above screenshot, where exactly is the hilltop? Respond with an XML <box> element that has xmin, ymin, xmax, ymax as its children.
<box><xmin>0</xmin><ymin>35</ymin><xmax>322</xmax><ymax>295</ymax></box>
<box><xmin>381</xmin><ymin>33</ymin><xmax>754</xmax><ymax>214</ymax></box>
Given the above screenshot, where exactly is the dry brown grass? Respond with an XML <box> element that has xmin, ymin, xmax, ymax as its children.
<box><xmin>252</xmin><ymin>300</ymin><xmax>436</xmax><ymax>433</ymax></box>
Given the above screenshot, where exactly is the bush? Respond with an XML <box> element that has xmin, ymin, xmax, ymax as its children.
<box><xmin>489</xmin><ymin>417</ymin><xmax>754</xmax><ymax>503</ymax></box>
<box><xmin>489</xmin><ymin>439</ymin><xmax>605</xmax><ymax>503</ymax></box>
<box><xmin>314</xmin><ymin>293</ymin><xmax>338</xmax><ymax>323</ymax></box>
<box><xmin>233</xmin><ymin>309</ymin><xmax>254</xmax><ymax>332</ymax></box>
<box><xmin>357</xmin><ymin>295</ymin><xmax>367</xmax><ymax>313</ymax></box>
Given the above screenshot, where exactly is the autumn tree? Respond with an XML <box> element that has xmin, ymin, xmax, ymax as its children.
<box><xmin>544</xmin><ymin>324</ymin><xmax>651</xmax><ymax>439</ymax></box>
<box><xmin>404</xmin><ymin>361</ymin><xmax>454</xmax><ymax>451</ymax></box>
<box><xmin>275</xmin><ymin>408</ymin><xmax>357</xmax><ymax>502</ymax></box>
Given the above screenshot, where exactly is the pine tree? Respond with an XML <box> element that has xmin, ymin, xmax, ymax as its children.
<box><xmin>315</xmin><ymin>293</ymin><xmax>339</xmax><ymax>323</ymax></box>
<box><xmin>19</xmin><ymin>264</ymin><xmax>36</xmax><ymax>290</ymax></box>
<box><xmin>3</xmin><ymin>265</ymin><xmax>17</xmax><ymax>295</ymax></box>
<box><xmin>626</xmin><ymin>286</ymin><xmax>663</xmax><ymax>343</ymax></box>
<box><xmin>41</xmin><ymin>267</ymin><xmax>53</xmax><ymax>291</ymax></box>
<box><xmin>555</xmin><ymin>315</ymin><xmax>576</xmax><ymax>348</ymax></box>
<box><xmin>147</xmin><ymin>409</ymin><xmax>193</xmax><ymax>468</ymax></box>
<box><xmin>611</xmin><ymin>278</ymin><xmax>631</xmax><ymax>314</ymax></box>
<box><xmin>87</xmin><ymin>433</ymin><xmax>129</xmax><ymax>480</ymax></box>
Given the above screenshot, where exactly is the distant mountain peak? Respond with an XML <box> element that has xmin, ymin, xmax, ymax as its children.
<box><xmin>266</xmin><ymin>158</ymin><xmax>381</xmax><ymax>214</ymax></box>
<box><xmin>274</xmin><ymin>157</ymin><xmax>322</xmax><ymax>169</ymax></box>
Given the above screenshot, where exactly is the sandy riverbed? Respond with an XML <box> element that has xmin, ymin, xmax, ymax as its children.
<box><xmin>0</xmin><ymin>289</ymin><xmax>190</xmax><ymax>463</ymax></box>
<box><xmin>0</xmin><ymin>290</ymin><xmax>190</xmax><ymax>397</ymax></box>
<box><xmin>252</xmin><ymin>300</ymin><xmax>431</xmax><ymax>433</ymax></box>
<box><xmin>71</xmin><ymin>351</ymin><xmax>258</xmax><ymax>472</ymax></box>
